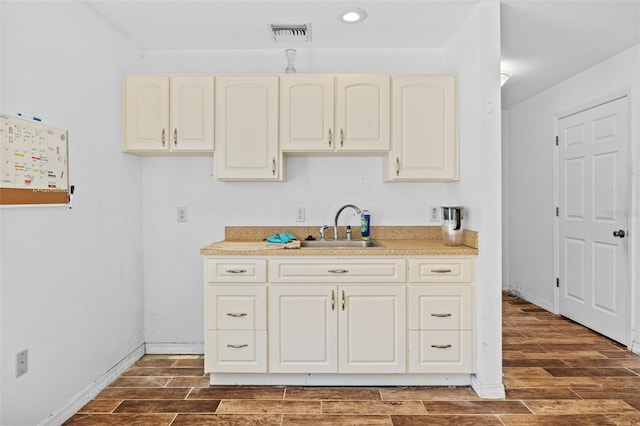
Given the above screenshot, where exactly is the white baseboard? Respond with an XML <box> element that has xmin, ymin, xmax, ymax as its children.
<box><xmin>505</xmin><ymin>287</ymin><xmax>554</xmax><ymax>313</ymax></box>
<box><xmin>631</xmin><ymin>340</ymin><xmax>640</xmax><ymax>354</ymax></box>
<box><xmin>41</xmin><ymin>344</ymin><xmax>145</xmax><ymax>426</ymax></box>
<box><xmin>471</xmin><ymin>375</ymin><xmax>506</xmax><ymax>399</ymax></box>
<box><xmin>208</xmin><ymin>373</ymin><xmax>472</xmax><ymax>387</ymax></box>
<box><xmin>145</xmin><ymin>342</ymin><xmax>204</xmax><ymax>354</ymax></box>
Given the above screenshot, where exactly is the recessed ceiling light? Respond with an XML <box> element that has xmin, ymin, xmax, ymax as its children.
<box><xmin>339</xmin><ymin>8</ymin><xmax>367</xmax><ymax>24</ymax></box>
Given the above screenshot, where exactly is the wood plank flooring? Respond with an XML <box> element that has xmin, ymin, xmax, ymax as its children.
<box><xmin>64</xmin><ymin>293</ymin><xmax>640</xmax><ymax>425</ymax></box>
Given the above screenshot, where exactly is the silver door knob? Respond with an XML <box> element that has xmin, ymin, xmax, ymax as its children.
<box><xmin>613</xmin><ymin>230</ymin><xmax>626</xmax><ymax>238</ymax></box>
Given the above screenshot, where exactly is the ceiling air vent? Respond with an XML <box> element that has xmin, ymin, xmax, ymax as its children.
<box><xmin>270</xmin><ymin>23</ymin><xmax>312</xmax><ymax>42</ymax></box>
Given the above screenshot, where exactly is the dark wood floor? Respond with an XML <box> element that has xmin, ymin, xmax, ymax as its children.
<box><xmin>64</xmin><ymin>293</ymin><xmax>640</xmax><ymax>425</ymax></box>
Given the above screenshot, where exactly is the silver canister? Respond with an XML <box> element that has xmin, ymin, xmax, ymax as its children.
<box><xmin>441</xmin><ymin>206</ymin><xmax>464</xmax><ymax>246</ymax></box>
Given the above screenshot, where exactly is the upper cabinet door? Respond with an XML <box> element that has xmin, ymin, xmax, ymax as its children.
<box><xmin>170</xmin><ymin>76</ymin><xmax>214</xmax><ymax>153</ymax></box>
<box><xmin>280</xmin><ymin>75</ymin><xmax>334</xmax><ymax>152</ymax></box>
<box><xmin>215</xmin><ymin>76</ymin><xmax>282</xmax><ymax>181</ymax></box>
<box><xmin>335</xmin><ymin>75</ymin><xmax>390</xmax><ymax>152</ymax></box>
<box><xmin>123</xmin><ymin>75</ymin><xmax>170</xmax><ymax>153</ymax></box>
<box><xmin>386</xmin><ymin>75</ymin><xmax>458</xmax><ymax>181</ymax></box>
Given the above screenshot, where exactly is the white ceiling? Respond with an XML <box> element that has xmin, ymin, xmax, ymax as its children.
<box><xmin>86</xmin><ymin>0</ymin><xmax>640</xmax><ymax>108</ymax></box>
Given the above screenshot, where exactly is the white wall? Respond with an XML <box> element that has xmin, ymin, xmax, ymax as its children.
<box><xmin>506</xmin><ymin>45</ymin><xmax>640</xmax><ymax>337</ymax></box>
<box><xmin>502</xmin><ymin>109</ymin><xmax>510</xmax><ymax>288</ymax></box>
<box><xmin>446</xmin><ymin>2</ymin><xmax>504</xmax><ymax>397</ymax></box>
<box><xmin>0</xmin><ymin>2</ymin><xmax>144</xmax><ymax>425</ymax></box>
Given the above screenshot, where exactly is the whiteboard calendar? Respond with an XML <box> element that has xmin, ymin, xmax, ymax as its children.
<box><xmin>0</xmin><ymin>113</ymin><xmax>69</xmax><ymax>205</ymax></box>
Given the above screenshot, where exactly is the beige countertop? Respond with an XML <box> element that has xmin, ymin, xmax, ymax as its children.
<box><xmin>200</xmin><ymin>226</ymin><xmax>478</xmax><ymax>256</ymax></box>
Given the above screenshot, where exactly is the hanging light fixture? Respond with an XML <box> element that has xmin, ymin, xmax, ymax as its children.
<box><xmin>500</xmin><ymin>71</ymin><xmax>511</xmax><ymax>87</ymax></box>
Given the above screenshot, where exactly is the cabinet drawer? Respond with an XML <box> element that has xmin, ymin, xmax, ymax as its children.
<box><xmin>409</xmin><ymin>330</ymin><xmax>473</xmax><ymax>373</ymax></box>
<box><xmin>409</xmin><ymin>257</ymin><xmax>474</xmax><ymax>283</ymax></box>
<box><xmin>270</xmin><ymin>258</ymin><xmax>406</xmax><ymax>283</ymax></box>
<box><xmin>206</xmin><ymin>286</ymin><xmax>266</xmax><ymax>330</ymax></box>
<box><xmin>409</xmin><ymin>286</ymin><xmax>472</xmax><ymax>330</ymax></box>
<box><xmin>206</xmin><ymin>330</ymin><xmax>267</xmax><ymax>373</ymax></box>
<box><xmin>206</xmin><ymin>258</ymin><xmax>267</xmax><ymax>283</ymax></box>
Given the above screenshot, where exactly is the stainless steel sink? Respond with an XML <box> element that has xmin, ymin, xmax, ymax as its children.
<box><xmin>300</xmin><ymin>239</ymin><xmax>382</xmax><ymax>248</ymax></box>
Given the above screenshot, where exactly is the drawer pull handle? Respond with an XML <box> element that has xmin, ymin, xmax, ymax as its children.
<box><xmin>226</xmin><ymin>313</ymin><xmax>248</xmax><ymax>318</ymax></box>
<box><xmin>328</xmin><ymin>269</ymin><xmax>349</xmax><ymax>274</ymax></box>
<box><xmin>431</xmin><ymin>344</ymin><xmax>452</xmax><ymax>349</ymax></box>
<box><xmin>226</xmin><ymin>269</ymin><xmax>247</xmax><ymax>274</ymax></box>
<box><xmin>227</xmin><ymin>344</ymin><xmax>249</xmax><ymax>349</ymax></box>
<box><xmin>431</xmin><ymin>313</ymin><xmax>452</xmax><ymax>318</ymax></box>
<box><xmin>431</xmin><ymin>269</ymin><xmax>453</xmax><ymax>273</ymax></box>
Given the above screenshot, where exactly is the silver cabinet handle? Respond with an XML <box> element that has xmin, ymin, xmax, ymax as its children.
<box><xmin>331</xmin><ymin>290</ymin><xmax>335</xmax><ymax>311</ymax></box>
<box><xmin>340</xmin><ymin>128</ymin><xmax>344</xmax><ymax>147</ymax></box>
<box><xmin>431</xmin><ymin>269</ymin><xmax>453</xmax><ymax>274</ymax></box>
<box><xmin>328</xmin><ymin>269</ymin><xmax>349</xmax><ymax>274</ymax></box>
<box><xmin>328</xmin><ymin>128</ymin><xmax>332</xmax><ymax>147</ymax></box>
<box><xmin>431</xmin><ymin>344</ymin><xmax>452</xmax><ymax>349</ymax></box>
<box><xmin>173</xmin><ymin>128</ymin><xmax>178</xmax><ymax>146</ymax></box>
<box><xmin>227</xmin><ymin>344</ymin><xmax>248</xmax><ymax>349</ymax></box>
<box><xmin>226</xmin><ymin>269</ymin><xmax>247</xmax><ymax>274</ymax></box>
<box><xmin>431</xmin><ymin>313</ymin><xmax>452</xmax><ymax>318</ymax></box>
<box><xmin>272</xmin><ymin>157</ymin><xmax>276</xmax><ymax>176</ymax></box>
<box><xmin>226</xmin><ymin>313</ymin><xmax>248</xmax><ymax>318</ymax></box>
<box><xmin>161</xmin><ymin>128</ymin><xmax>166</xmax><ymax>147</ymax></box>
<box><xmin>396</xmin><ymin>157</ymin><xmax>400</xmax><ymax>176</ymax></box>
<box><xmin>341</xmin><ymin>290</ymin><xmax>346</xmax><ymax>311</ymax></box>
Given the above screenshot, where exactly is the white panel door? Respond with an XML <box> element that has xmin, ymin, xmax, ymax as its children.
<box><xmin>170</xmin><ymin>76</ymin><xmax>214</xmax><ymax>152</ymax></box>
<box><xmin>558</xmin><ymin>96</ymin><xmax>629</xmax><ymax>344</ymax></box>
<box><xmin>268</xmin><ymin>286</ymin><xmax>338</xmax><ymax>373</ymax></box>
<box><xmin>338</xmin><ymin>285</ymin><xmax>406</xmax><ymax>373</ymax></box>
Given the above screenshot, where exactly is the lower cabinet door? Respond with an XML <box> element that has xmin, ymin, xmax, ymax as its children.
<box><xmin>268</xmin><ymin>285</ymin><xmax>338</xmax><ymax>373</ymax></box>
<box><xmin>339</xmin><ymin>285</ymin><xmax>407</xmax><ymax>373</ymax></box>
<box><xmin>207</xmin><ymin>330</ymin><xmax>267</xmax><ymax>373</ymax></box>
<box><xmin>408</xmin><ymin>330</ymin><xmax>473</xmax><ymax>373</ymax></box>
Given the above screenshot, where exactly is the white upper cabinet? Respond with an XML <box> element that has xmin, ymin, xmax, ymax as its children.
<box><xmin>214</xmin><ymin>76</ymin><xmax>283</xmax><ymax>181</ymax></box>
<box><xmin>280</xmin><ymin>75</ymin><xmax>390</xmax><ymax>153</ymax></box>
<box><xmin>385</xmin><ymin>75</ymin><xmax>458</xmax><ymax>181</ymax></box>
<box><xmin>336</xmin><ymin>75</ymin><xmax>390</xmax><ymax>152</ymax></box>
<box><xmin>123</xmin><ymin>75</ymin><xmax>169</xmax><ymax>153</ymax></box>
<box><xmin>280</xmin><ymin>75</ymin><xmax>334</xmax><ymax>151</ymax></box>
<box><xmin>123</xmin><ymin>75</ymin><xmax>214</xmax><ymax>154</ymax></box>
<box><xmin>170</xmin><ymin>76</ymin><xmax>215</xmax><ymax>152</ymax></box>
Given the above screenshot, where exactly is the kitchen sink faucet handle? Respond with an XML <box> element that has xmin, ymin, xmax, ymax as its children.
<box><xmin>319</xmin><ymin>225</ymin><xmax>329</xmax><ymax>240</ymax></box>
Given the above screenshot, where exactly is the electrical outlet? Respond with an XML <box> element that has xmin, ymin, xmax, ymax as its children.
<box><xmin>177</xmin><ymin>207</ymin><xmax>187</xmax><ymax>223</ymax></box>
<box><xmin>16</xmin><ymin>349</ymin><xmax>28</xmax><ymax>378</ymax></box>
<box><xmin>430</xmin><ymin>207</ymin><xmax>439</xmax><ymax>222</ymax></box>
<box><xmin>296</xmin><ymin>207</ymin><xmax>305</xmax><ymax>222</ymax></box>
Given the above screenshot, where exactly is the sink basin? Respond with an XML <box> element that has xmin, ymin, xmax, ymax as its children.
<box><xmin>300</xmin><ymin>239</ymin><xmax>382</xmax><ymax>248</ymax></box>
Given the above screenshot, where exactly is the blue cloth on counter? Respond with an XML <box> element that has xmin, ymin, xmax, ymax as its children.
<box><xmin>266</xmin><ymin>233</ymin><xmax>297</xmax><ymax>244</ymax></box>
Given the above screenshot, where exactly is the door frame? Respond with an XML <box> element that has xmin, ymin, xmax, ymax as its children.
<box><xmin>553</xmin><ymin>90</ymin><xmax>636</xmax><ymax>350</ymax></box>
